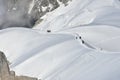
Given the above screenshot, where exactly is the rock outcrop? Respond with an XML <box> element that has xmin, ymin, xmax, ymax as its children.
<box><xmin>0</xmin><ymin>51</ymin><xmax>38</xmax><ymax>80</ymax></box>
<box><xmin>29</xmin><ymin>0</ymin><xmax>71</xmax><ymax>22</ymax></box>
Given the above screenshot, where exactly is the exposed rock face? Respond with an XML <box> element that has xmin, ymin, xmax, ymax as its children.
<box><xmin>0</xmin><ymin>0</ymin><xmax>71</xmax><ymax>29</ymax></box>
<box><xmin>29</xmin><ymin>0</ymin><xmax>71</xmax><ymax>22</ymax></box>
<box><xmin>0</xmin><ymin>51</ymin><xmax>38</xmax><ymax>80</ymax></box>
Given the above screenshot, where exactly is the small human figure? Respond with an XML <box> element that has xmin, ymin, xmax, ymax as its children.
<box><xmin>47</xmin><ymin>30</ymin><xmax>51</xmax><ymax>33</ymax></box>
<box><xmin>75</xmin><ymin>37</ymin><xmax>78</xmax><ymax>39</ymax></box>
<box><xmin>79</xmin><ymin>36</ymin><xmax>81</xmax><ymax>39</ymax></box>
<box><xmin>82</xmin><ymin>40</ymin><xmax>85</xmax><ymax>44</ymax></box>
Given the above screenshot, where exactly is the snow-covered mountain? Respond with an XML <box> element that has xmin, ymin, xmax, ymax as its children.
<box><xmin>0</xmin><ymin>0</ymin><xmax>120</xmax><ymax>80</ymax></box>
<box><xmin>0</xmin><ymin>0</ymin><xmax>71</xmax><ymax>29</ymax></box>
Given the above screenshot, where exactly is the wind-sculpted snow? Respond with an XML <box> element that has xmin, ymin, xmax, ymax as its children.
<box><xmin>0</xmin><ymin>28</ymin><xmax>90</xmax><ymax>78</ymax></box>
<box><xmin>0</xmin><ymin>0</ymin><xmax>120</xmax><ymax>80</ymax></box>
<box><xmin>0</xmin><ymin>25</ymin><xmax>120</xmax><ymax>80</ymax></box>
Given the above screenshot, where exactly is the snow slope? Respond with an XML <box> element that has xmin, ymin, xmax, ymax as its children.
<box><xmin>0</xmin><ymin>0</ymin><xmax>120</xmax><ymax>80</ymax></box>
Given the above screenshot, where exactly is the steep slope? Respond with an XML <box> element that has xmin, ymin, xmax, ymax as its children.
<box><xmin>0</xmin><ymin>0</ymin><xmax>71</xmax><ymax>29</ymax></box>
<box><xmin>0</xmin><ymin>51</ymin><xmax>38</xmax><ymax>80</ymax></box>
<box><xmin>34</xmin><ymin>0</ymin><xmax>120</xmax><ymax>31</ymax></box>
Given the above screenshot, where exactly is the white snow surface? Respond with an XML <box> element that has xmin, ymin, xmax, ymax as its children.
<box><xmin>0</xmin><ymin>0</ymin><xmax>120</xmax><ymax>80</ymax></box>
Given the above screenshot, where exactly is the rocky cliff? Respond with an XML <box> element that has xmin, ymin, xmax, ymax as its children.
<box><xmin>0</xmin><ymin>51</ymin><xmax>38</xmax><ymax>80</ymax></box>
<box><xmin>0</xmin><ymin>0</ymin><xmax>71</xmax><ymax>29</ymax></box>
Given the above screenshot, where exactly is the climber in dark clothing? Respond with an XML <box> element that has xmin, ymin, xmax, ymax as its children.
<box><xmin>47</xmin><ymin>30</ymin><xmax>51</xmax><ymax>33</ymax></box>
<box><xmin>82</xmin><ymin>40</ymin><xmax>85</xmax><ymax>44</ymax></box>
